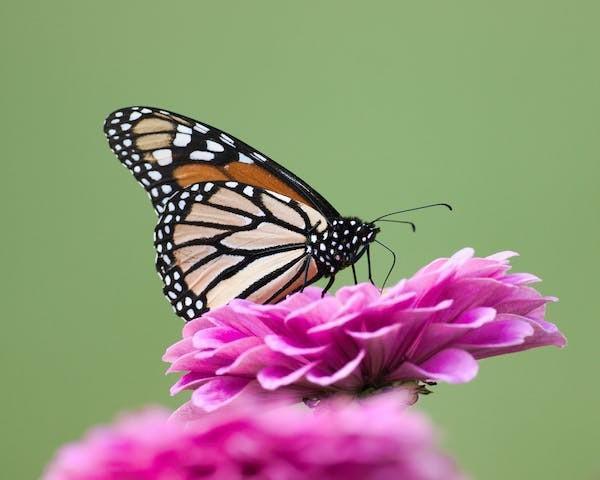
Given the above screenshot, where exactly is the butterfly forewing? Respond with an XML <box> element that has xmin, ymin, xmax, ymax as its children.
<box><xmin>154</xmin><ymin>181</ymin><xmax>324</xmax><ymax>320</ymax></box>
<box><xmin>104</xmin><ymin>107</ymin><xmax>338</xmax><ymax>217</ymax></box>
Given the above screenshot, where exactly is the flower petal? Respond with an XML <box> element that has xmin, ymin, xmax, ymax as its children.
<box><xmin>393</xmin><ymin>349</ymin><xmax>479</xmax><ymax>384</ymax></box>
<box><xmin>216</xmin><ymin>345</ymin><xmax>280</xmax><ymax>376</ymax></box>
<box><xmin>306</xmin><ymin>349</ymin><xmax>366</xmax><ymax>386</ymax></box>
<box><xmin>258</xmin><ymin>362</ymin><xmax>318</xmax><ymax>390</ymax></box>
<box><xmin>192</xmin><ymin>326</ymin><xmax>246</xmax><ymax>350</ymax></box>
<box><xmin>457</xmin><ymin>318</ymin><xmax>534</xmax><ymax>349</ymax></box>
<box><xmin>170</xmin><ymin>372</ymin><xmax>214</xmax><ymax>395</ymax></box>
<box><xmin>191</xmin><ymin>377</ymin><xmax>251</xmax><ymax>412</ymax></box>
<box><xmin>264</xmin><ymin>334</ymin><xmax>327</xmax><ymax>356</ymax></box>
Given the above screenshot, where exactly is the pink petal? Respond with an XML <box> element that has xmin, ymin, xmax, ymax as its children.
<box><xmin>167</xmin><ymin>351</ymin><xmax>223</xmax><ymax>374</ymax></box>
<box><xmin>170</xmin><ymin>372</ymin><xmax>214</xmax><ymax>395</ymax></box>
<box><xmin>407</xmin><ymin>308</ymin><xmax>497</xmax><ymax>360</ymax></box>
<box><xmin>264</xmin><ymin>334</ymin><xmax>327</xmax><ymax>356</ymax></box>
<box><xmin>182</xmin><ymin>317</ymin><xmax>214</xmax><ymax>338</ymax></box>
<box><xmin>191</xmin><ymin>377</ymin><xmax>251</xmax><ymax>412</ymax></box>
<box><xmin>487</xmin><ymin>251</ymin><xmax>519</xmax><ymax>261</ymax></box>
<box><xmin>162</xmin><ymin>337</ymin><xmax>194</xmax><ymax>362</ymax></box>
<box><xmin>284</xmin><ymin>297</ymin><xmax>343</xmax><ymax>333</ymax></box>
<box><xmin>216</xmin><ymin>345</ymin><xmax>280</xmax><ymax>376</ymax></box>
<box><xmin>457</xmin><ymin>318</ymin><xmax>534</xmax><ymax>349</ymax></box>
<box><xmin>258</xmin><ymin>362</ymin><xmax>318</xmax><ymax>390</ymax></box>
<box><xmin>453</xmin><ymin>307</ymin><xmax>497</xmax><ymax>327</ymax></box>
<box><xmin>393</xmin><ymin>349</ymin><xmax>479</xmax><ymax>384</ymax></box>
<box><xmin>192</xmin><ymin>327</ymin><xmax>246</xmax><ymax>350</ymax></box>
<box><xmin>502</xmin><ymin>273</ymin><xmax>541</xmax><ymax>285</ymax></box>
<box><xmin>306</xmin><ymin>349</ymin><xmax>366</xmax><ymax>386</ymax></box>
<box><xmin>196</xmin><ymin>336</ymin><xmax>263</xmax><ymax>361</ymax></box>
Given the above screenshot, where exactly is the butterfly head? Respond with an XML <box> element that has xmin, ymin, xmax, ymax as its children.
<box><xmin>309</xmin><ymin>217</ymin><xmax>379</xmax><ymax>275</ymax></box>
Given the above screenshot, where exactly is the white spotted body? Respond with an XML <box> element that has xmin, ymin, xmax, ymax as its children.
<box><xmin>309</xmin><ymin>218</ymin><xmax>378</xmax><ymax>275</ymax></box>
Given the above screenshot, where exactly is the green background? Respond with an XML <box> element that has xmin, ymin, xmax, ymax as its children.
<box><xmin>2</xmin><ymin>1</ymin><xmax>598</xmax><ymax>478</ymax></box>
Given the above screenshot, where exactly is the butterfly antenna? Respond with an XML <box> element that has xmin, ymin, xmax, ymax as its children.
<box><xmin>372</xmin><ymin>203</ymin><xmax>452</xmax><ymax>223</ymax></box>
<box><xmin>374</xmin><ymin>239</ymin><xmax>396</xmax><ymax>292</ymax></box>
<box><xmin>375</xmin><ymin>219</ymin><xmax>416</xmax><ymax>232</ymax></box>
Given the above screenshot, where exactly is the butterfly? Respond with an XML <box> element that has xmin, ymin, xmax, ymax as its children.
<box><xmin>104</xmin><ymin>107</ymin><xmax>447</xmax><ymax>321</ymax></box>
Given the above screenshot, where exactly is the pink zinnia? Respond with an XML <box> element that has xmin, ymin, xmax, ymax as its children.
<box><xmin>43</xmin><ymin>397</ymin><xmax>466</xmax><ymax>480</ymax></box>
<box><xmin>165</xmin><ymin>248</ymin><xmax>566</xmax><ymax>412</ymax></box>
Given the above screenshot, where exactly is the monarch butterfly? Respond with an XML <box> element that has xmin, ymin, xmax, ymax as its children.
<box><xmin>104</xmin><ymin>107</ymin><xmax>449</xmax><ymax>321</ymax></box>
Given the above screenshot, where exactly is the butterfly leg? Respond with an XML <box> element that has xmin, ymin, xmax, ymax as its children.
<box><xmin>300</xmin><ymin>256</ymin><xmax>312</xmax><ymax>292</ymax></box>
<box><xmin>367</xmin><ymin>246</ymin><xmax>375</xmax><ymax>285</ymax></box>
<box><xmin>351</xmin><ymin>264</ymin><xmax>358</xmax><ymax>285</ymax></box>
<box><xmin>321</xmin><ymin>275</ymin><xmax>335</xmax><ymax>297</ymax></box>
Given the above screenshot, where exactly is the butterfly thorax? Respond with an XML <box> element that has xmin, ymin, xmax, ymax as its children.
<box><xmin>308</xmin><ymin>217</ymin><xmax>379</xmax><ymax>275</ymax></box>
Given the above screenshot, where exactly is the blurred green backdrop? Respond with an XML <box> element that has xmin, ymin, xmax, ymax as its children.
<box><xmin>1</xmin><ymin>1</ymin><xmax>598</xmax><ymax>478</ymax></box>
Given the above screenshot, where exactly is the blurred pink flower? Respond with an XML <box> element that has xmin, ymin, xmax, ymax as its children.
<box><xmin>165</xmin><ymin>248</ymin><xmax>566</xmax><ymax>412</ymax></box>
<box><xmin>43</xmin><ymin>397</ymin><xmax>466</xmax><ymax>480</ymax></box>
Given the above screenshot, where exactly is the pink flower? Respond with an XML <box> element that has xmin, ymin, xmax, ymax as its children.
<box><xmin>165</xmin><ymin>248</ymin><xmax>566</xmax><ymax>412</ymax></box>
<box><xmin>42</xmin><ymin>397</ymin><xmax>466</xmax><ymax>480</ymax></box>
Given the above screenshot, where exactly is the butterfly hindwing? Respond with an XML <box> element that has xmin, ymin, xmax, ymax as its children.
<box><xmin>154</xmin><ymin>181</ymin><xmax>325</xmax><ymax>320</ymax></box>
<box><xmin>104</xmin><ymin>107</ymin><xmax>338</xmax><ymax>217</ymax></box>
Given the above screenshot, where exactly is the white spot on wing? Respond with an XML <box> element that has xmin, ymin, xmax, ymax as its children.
<box><xmin>174</xmin><ymin>133</ymin><xmax>191</xmax><ymax>147</ymax></box>
<box><xmin>238</xmin><ymin>153</ymin><xmax>254</xmax><ymax>164</ymax></box>
<box><xmin>206</xmin><ymin>140</ymin><xmax>224</xmax><ymax>152</ymax></box>
<box><xmin>153</xmin><ymin>149</ymin><xmax>173</xmax><ymax>165</ymax></box>
<box><xmin>220</xmin><ymin>133</ymin><xmax>235</xmax><ymax>146</ymax></box>
<box><xmin>177</xmin><ymin>125</ymin><xmax>192</xmax><ymax>134</ymax></box>
<box><xmin>190</xmin><ymin>150</ymin><xmax>215</xmax><ymax>161</ymax></box>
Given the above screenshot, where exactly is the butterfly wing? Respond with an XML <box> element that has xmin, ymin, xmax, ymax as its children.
<box><xmin>154</xmin><ymin>181</ymin><xmax>326</xmax><ymax>320</ymax></box>
<box><xmin>104</xmin><ymin>107</ymin><xmax>339</xmax><ymax>218</ymax></box>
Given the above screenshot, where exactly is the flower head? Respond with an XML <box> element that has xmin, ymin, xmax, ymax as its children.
<box><xmin>165</xmin><ymin>248</ymin><xmax>566</xmax><ymax>412</ymax></box>
<box><xmin>43</xmin><ymin>397</ymin><xmax>466</xmax><ymax>480</ymax></box>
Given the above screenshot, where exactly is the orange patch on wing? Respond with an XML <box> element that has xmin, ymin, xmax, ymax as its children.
<box><xmin>174</xmin><ymin>165</ymin><xmax>231</xmax><ymax>186</ymax></box>
<box><xmin>226</xmin><ymin>163</ymin><xmax>308</xmax><ymax>204</ymax></box>
<box><xmin>172</xmin><ymin>162</ymin><xmax>312</xmax><ymax>206</ymax></box>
